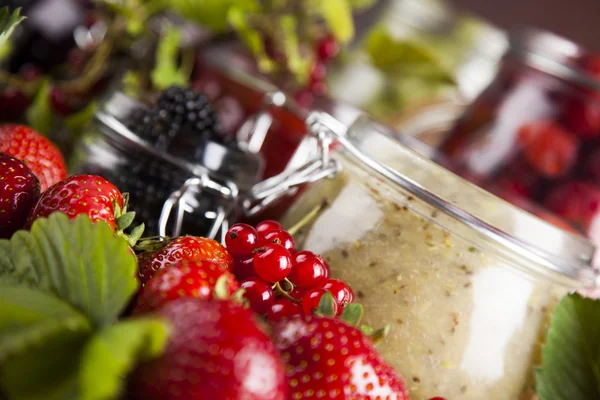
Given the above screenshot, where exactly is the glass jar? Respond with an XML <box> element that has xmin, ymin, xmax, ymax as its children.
<box><xmin>436</xmin><ymin>28</ymin><xmax>600</xmax><ymax>242</ymax></box>
<box><xmin>69</xmin><ymin>89</ymin><xmax>264</xmax><ymax>239</ymax></box>
<box><xmin>268</xmin><ymin>112</ymin><xmax>599</xmax><ymax>400</ymax></box>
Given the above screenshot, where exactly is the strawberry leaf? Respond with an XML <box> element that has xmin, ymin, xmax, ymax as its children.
<box><xmin>536</xmin><ymin>293</ymin><xmax>600</xmax><ymax>400</ymax></box>
<box><xmin>0</xmin><ymin>213</ymin><xmax>139</xmax><ymax>328</ymax></box>
<box><xmin>25</xmin><ymin>79</ymin><xmax>55</xmax><ymax>135</ymax></box>
<box><xmin>79</xmin><ymin>318</ymin><xmax>169</xmax><ymax>400</ymax></box>
<box><xmin>150</xmin><ymin>24</ymin><xmax>188</xmax><ymax>90</ymax></box>
<box><xmin>0</xmin><ymin>285</ymin><xmax>92</xmax><ymax>364</ymax></box>
<box><xmin>0</xmin><ymin>7</ymin><xmax>26</xmax><ymax>49</ymax></box>
<box><xmin>315</xmin><ymin>0</ymin><xmax>354</xmax><ymax>44</ymax></box>
<box><xmin>315</xmin><ymin>291</ymin><xmax>337</xmax><ymax>318</ymax></box>
<box><xmin>341</xmin><ymin>303</ymin><xmax>364</xmax><ymax>327</ymax></box>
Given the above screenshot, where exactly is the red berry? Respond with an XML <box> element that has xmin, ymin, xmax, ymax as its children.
<box><xmin>562</xmin><ymin>98</ymin><xmax>600</xmax><ymax>139</ymax></box>
<box><xmin>272</xmin><ymin>315</ymin><xmax>409</xmax><ymax>400</ymax></box>
<box><xmin>19</xmin><ymin>64</ymin><xmax>42</xmax><ymax>81</ymax></box>
<box><xmin>241</xmin><ymin>278</ymin><xmax>275</xmax><ymax>315</ymax></box>
<box><xmin>0</xmin><ymin>153</ymin><xmax>40</xmax><ymax>238</ymax></box>
<box><xmin>231</xmin><ymin>256</ymin><xmax>257</xmax><ymax>282</ymax></box>
<box><xmin>253</xmin><ymin>243</ymin><xmax>293</xmax><ymax>283</ymax></box>
<box><xmin>289</xmin><ymin>286</ymin><xmax>307</xmax><ymax>301</ymax></box>
<box><xmin>317</xmin><ymin>34</ymin><xmax>340</xmax><ymax>62</ymax></box>
<box><xmin>27</xmin><ymin>174</ymin><xmax>124</xmax><ymax>230</ymax></box>
<box><xmin>288</xmin><ymin>250</ymin><xmax>328</xmax><ymax>289</ymax></box>
<box><xmin>0</xmin><ymin>89</ymin><xmax>30</xmax><ymax>121</ymax></box>
<box><xmin>131</xmin><ymin>298</ymin><xmax>288</xmax><ymax>400</ymax></box>
<box><xmin>49</xmin><ymin>86</ymin><xmax>72</xmax><ymax>116</ymax></box>
<box><xmin>266</xmin><ymin>299</ymin><xmax>302</xmax><ymax>322</ymax></box>
<box><xmin>256</xmin><ymin>220</ymin><xmax>283</xmax><ymax>238</ymax></box>
<box><xmin>322</xmin><ymin>278</ymin><xmax>354</xmax><ymax>311</ymax></box>
<box><xmin>545</xmin><ymin>181</ymin><xmax>600</xmax><ymax>230</ymax></box>
<box><xmin>310</xmin><ymin>62</ymin><xmax>327</xmax><ymax>83</ymax></box>
<box><xmin>259</xmin><ymin>229</ymin><xmax>295</xmax><ymax>252</ymax></box>
<box><xmin>302</xmin><ymin>288</ymin><xmax>339</xmax><ymax>315</ymax></box>
<box><xmin>309</xmin><ymin>80</ymin><xmax>327</xmax><ymax>96</ymax></box>
<box><xmin>517</xmin><ymin>120</ymin><xmax>579</xmax><ymax>177</ymax></box>
<box><xmin>292</xmin><ymin>89</ymin><xmax>314</xmax><ymax>108</ymax></box>
<box><xmin>137</xmin><ymin>236</ymin><xmax>232</xmax><ymax>285</ymax></box>
<box><xmin>429</xmin><ymin>397</ymin><xmax>447</xmax><ymax>400</ymax></box>
<box><xmin>225</xmin><ymin>223</ymin><xmax>258</xmax><ymax>257</ymax></box>
<box><xmin>133</xmin><ymin>260</ymin><xmax>239</xmax><ymax>314</ymax></box>
<box><xmin>0</xmin><ymin>124</ymin><xmax>67</xmax><ymax>191</ymax></box>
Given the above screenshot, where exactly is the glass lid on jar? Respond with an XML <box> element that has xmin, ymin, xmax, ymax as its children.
<box><xmin>317</xmin><ymin>112</ymin><xmax>600</xmax><ymax>288</ymax></box>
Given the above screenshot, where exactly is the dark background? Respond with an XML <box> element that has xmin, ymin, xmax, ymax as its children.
<box><xmin>450</xmin><ymin>0</ymin><xmax>600</xmax><ymax>52</ymax></box>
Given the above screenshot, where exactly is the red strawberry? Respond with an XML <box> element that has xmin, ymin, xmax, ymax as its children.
<box><xmin>0</xmin><ymin>153</ymin><xmax>40</xmax><ymax>238</ymax></box>
<box><xmin>137</xmin><ymin>236</ymin><xmax>233</xmax><ymax>285</ymax></box>
<box><xmin>133</xmin><ymin>259</ymin><xmax>239</xmax><ymax>314</ymax></box>
<box><xmin>130</xmin><ymin>298</ymin><xmax>288</xmax><ymax>400</ymax></box>
<box><xmin>0</xmin><ymin>124</ymin><xmax>67</xmax><ymax>192</ymax></box>
<box><xmin>272</xmin><ymin>315</ymin><xmax>409</xmax><ymax>400</ymax></box>
<box><xmin>26</xmin><ymin>174</ymin><xmax>144</xmax><ymax>246</ymax></box>
<box><xmin>517</xmin><ymin>120</ymin><xmax>579</xmax><ymax>177</ymax></box>
<box><xmin>562</xmin><ymin>98</ymin><xmax>600</xmax><ymax>139</ymax></box>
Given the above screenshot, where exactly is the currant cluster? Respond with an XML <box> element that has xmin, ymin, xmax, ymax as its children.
<box><xmin>225</xmin><ymin>220</ymin><xmax>354</xmax><ymax>322</ymax></box>
<box><xmin>293</xmin><ymin>34</ymin><xmax>340</xmax><ymax>108</ymax></box>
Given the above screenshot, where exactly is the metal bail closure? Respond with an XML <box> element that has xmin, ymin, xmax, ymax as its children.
<box><xmin>241</xmin><ymin>111</ymin><xmax>344</xmax><ymax>217</ymax></box>
<box><xmin>159</xmin><ymin>175</ymin><xmax>239</xmax><ymax>241</ymax></box>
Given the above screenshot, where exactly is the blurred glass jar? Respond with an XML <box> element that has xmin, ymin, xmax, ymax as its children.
<box><xmin>276</xmin><ymin>112</ymin><xmax>598</xmax><ymax>400</ymax></box>
<box><xmin>69</xmin><ymin>90</ymin><xmax>263</xmax><ymax>239</ymax></box>
<box><xmin>327</xmin><ymin>0</ymin><xmax>507</xmax><ymax>128</ymax></box>
<box><xmin>436</xmin><ymin>28</ymin><xmax>600</xmax><ymax>243</ymax></box>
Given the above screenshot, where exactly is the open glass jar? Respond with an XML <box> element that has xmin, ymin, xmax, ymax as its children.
<box><xmin>436</xmin><ymin>28</ymin><xmax>600</xmax><ymax>242</ymax></box>
<box><xmin>263</xmin><ymin>112</ymin><xmax>600</xmax><ymax>400</ymax></box>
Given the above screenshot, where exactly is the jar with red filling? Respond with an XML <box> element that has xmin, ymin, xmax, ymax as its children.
<box><xmin>436</xmin><ymin>28</ymin><xmax>600</xmax><ymax>243</ymax></box>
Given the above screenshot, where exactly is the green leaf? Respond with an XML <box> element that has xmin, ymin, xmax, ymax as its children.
<box><xmin>315</xmin><ymin>291</ymin><xmax>337</xmax><ymax>318</ymax></box>
<box><xmin>228</xmin><ymin>7</ymin><xmax>273</xmax><ymax>72</ymax></box>
<box><xmin>26</xmin><ymin>79</ymin><xmax>54</xmax><ymax>135</ymax></box>
<box><xmin>150</xmin><ymin>24</ymin><xmax>188</xmax><ymax>90</ymax></box>
<box><xmin>0</xmin><ymin>213</ymin><xmax>139</xmax><ymax>328</ymax></box>
<box><xmin>341</xmin><ymin>303</ymin><xmax>364</xmax><ymax>327</ymax></box>
<box><xmin>79</xmin><ymin>318</ymin><xmax>169</xmax><ymax>400</ymax></box>
<box><xmin>366</xmin><ymin>25</ymin><xmax>455</xmax><ymax>83</ymax></box>
<box><xmin>316</xmin><ymin>0</ymin><xmax>354</xmax><ymax>44</ymax></box>
<box><xmin>536</xmin><ymin>293</ymin><xmax>600</xmax><ymax>400</ymax></box>
<box><xmin>0</xmin><ymin>285</ymin><xmax>92</xmax><ymax>363</ymax></box>
<box><xmin>0</xmin><ymin>7</ymin><xmax>26</xmax><ymax>49</ymax></box>
<box><xmin>279</xmin><ymin>15</ymin><xmax>309</xmax><ymax>79</ymax></box>
<box><xmin>64</xmin><ymin>101</ymin><xmax>97</xmax><ymax>132</ymax></box>
<box><xmin>349</xmin><ymin>0</ymin><xmax>377</xmax><ymax>10</ymax></box>
<box><xmin>166</xmin><ymin>0</ymin><xmax>258</xmax><ymax>33</ymax></box>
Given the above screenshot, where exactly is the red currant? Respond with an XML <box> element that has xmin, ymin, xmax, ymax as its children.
<box><xmin>310</xmin><ymin>62</ymin><xmax>327</xmax><ymax>83</ymax></box>
<box><xmin>322</xmin><ymin>279</ymin><xmax>354</xmax><ymax>311</ymax></box>
<box><xmin>266</xmin><ymin>299</ymin><xmax>302</xmax><ymax>322</ymax></box>
<box><xmin>293</xmin><ymin>89</ymin><xmax>314</xmax><ymax>108</ymax></box>
<box><xmin>253</xmin><ymin>243</ymin><xmax>293</xmax><ymax>283</ymax></box>
<box><xmin>428</xmin><ymin>398</ymin><xmax>447</xmax><ymax>400</ymax></box>
<box><xmin>302</xmin><ymin>288</ymin><xmax>339</xmax><ymax>315</ymax></box>
<box><xmin>289</xmin><ymin>286</ymin><xmax>307</xmax><ymax>302</ymax></box>
<box><xmin>316</xmin><ymin>34</ymin><xmax>339</xmax><ymax>62</ymax></box>
<box><xmin>0</xmin><ymin>88</ymin><xmax>29</xmax><ymax>121</ymax></box>
<box><xmin>231</xmin><ymin>256</ymin><xmax>257</xmax><ymax>282</ymax></box>
<box><xmin>288</xmin><ymin>250</ymin><xmax>328</xmax><ymax>289</ymax></box>
<box><xmin>309</xmin><ymin>80</ymin><xmax>327</xmax><ymax>96</ymax></box>
<box><xmin>225</xmin><ymin>223</ymin><xmax>258</xmax><ymax>257</ymax></box>
<box><xmin>49</xmin><ymin>86</ymin><xmax>72</xmax><ymax>116</ymax></box>
<box><xmin>259</xmin><ymin>229</ymin><xmax>295</xmax><ymax>253</ymax></box>
<box><xmin>256</xmin><ymin>220</ymin><xmax>283</xmax><ymax>238</ymax></box>
<box><xmin>241</xmin><ymin>278</ymin><xmax>275</xmax><ymax>314</ymax></box>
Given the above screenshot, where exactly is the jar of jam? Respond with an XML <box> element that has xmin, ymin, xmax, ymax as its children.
<box><xmin>69</xmin><ymin>89</ymin><xmax>263</xmax><ymax>239</ymax></box>
<box><xmin>437</xmin><ymin>28</ymin><xmax>600</xmax><ymax>242</ymax></box>
<box><xmin>252</xmin><ymin>111</ymin><xmax>599</xmax><ymax>399</ymax></box>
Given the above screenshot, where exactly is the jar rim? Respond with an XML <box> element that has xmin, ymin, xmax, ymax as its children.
<box><xmin>508</xmin><ymin>27</ymin><xmax>600</xmax><ymax>91</ymax></box>
<box><xmin>337</xmin><ymin>114</ymin><xmax>600</xmax><ymax>288</ymax></box>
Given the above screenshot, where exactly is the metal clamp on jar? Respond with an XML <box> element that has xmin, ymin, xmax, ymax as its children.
<box><xmin>70</xmin><ymin>89</ymin><xmax>263</xmax><ymax>241</ymax></box>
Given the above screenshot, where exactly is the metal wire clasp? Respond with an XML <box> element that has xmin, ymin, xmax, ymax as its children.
<box><xmin>241</xmin><ymin>111</ymin><xmax>345</xmax><ymax>216</ymax></box>
<box><xmin>159</xmin><ymin>175</ymin><xmax>239</xmax><ymax>240</ymax></box>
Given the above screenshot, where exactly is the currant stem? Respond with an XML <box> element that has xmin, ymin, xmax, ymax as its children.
<box><xmin>287</xmin><ymin>200</ymin><xmax>328</xmax><ymax>237</ymax></box>
<box><xmin>274</xmin><ymin>281</ymin><xmax>301</xmax><ymax>303</ymax></box>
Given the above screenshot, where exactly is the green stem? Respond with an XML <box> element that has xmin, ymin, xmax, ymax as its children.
<box><xmin>274</xmin><ymin>280</ymin><xmax>301</xmax><ymax>303</ymax></box>
<box><xmin>286</xmin><ymin>200</ymin><xmax>328</xmax><ymax>237</ymax></box>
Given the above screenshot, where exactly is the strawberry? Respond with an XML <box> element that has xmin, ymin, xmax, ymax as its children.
<box><xmin>544</xmin><ymin>181</ymin><xmax>600</xmax><ymax>231</ymax></box>
<box><xmin>0</xmin><ymin>124</ymin><xmax>67</xmax><ymax>192</ymax></box>
<box><xmin>130</xmin><ymin>297</ymin><xmax>288</xmax><ymax>400</ymax></box>
<box><xmin>26</xmin><ymin>174</ymin><xmax>143</xmax><ymax>244</ymax></box>
<box><xmin>0</xmin><ymin>153</ymin><xmax>40</xmax><ymax>239</ymax></box>
<box><xmin>517</xmin><ymin>120</ymin><xmax>579</xmax><ymax>177</ymax></box>
<box><xmin>272</xmin><ymin>315</ymin><xmax>409</xmax><ymax>400</ymax></box>
<box><xmin>133</xmin><ymin>259</ymin><xmax>239</xmax><ymax>314</ymax></box>
<box><xmin>137</xmin><ymin>236</ymin><xmax>233</xmax><ymax>285</ymax></box>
